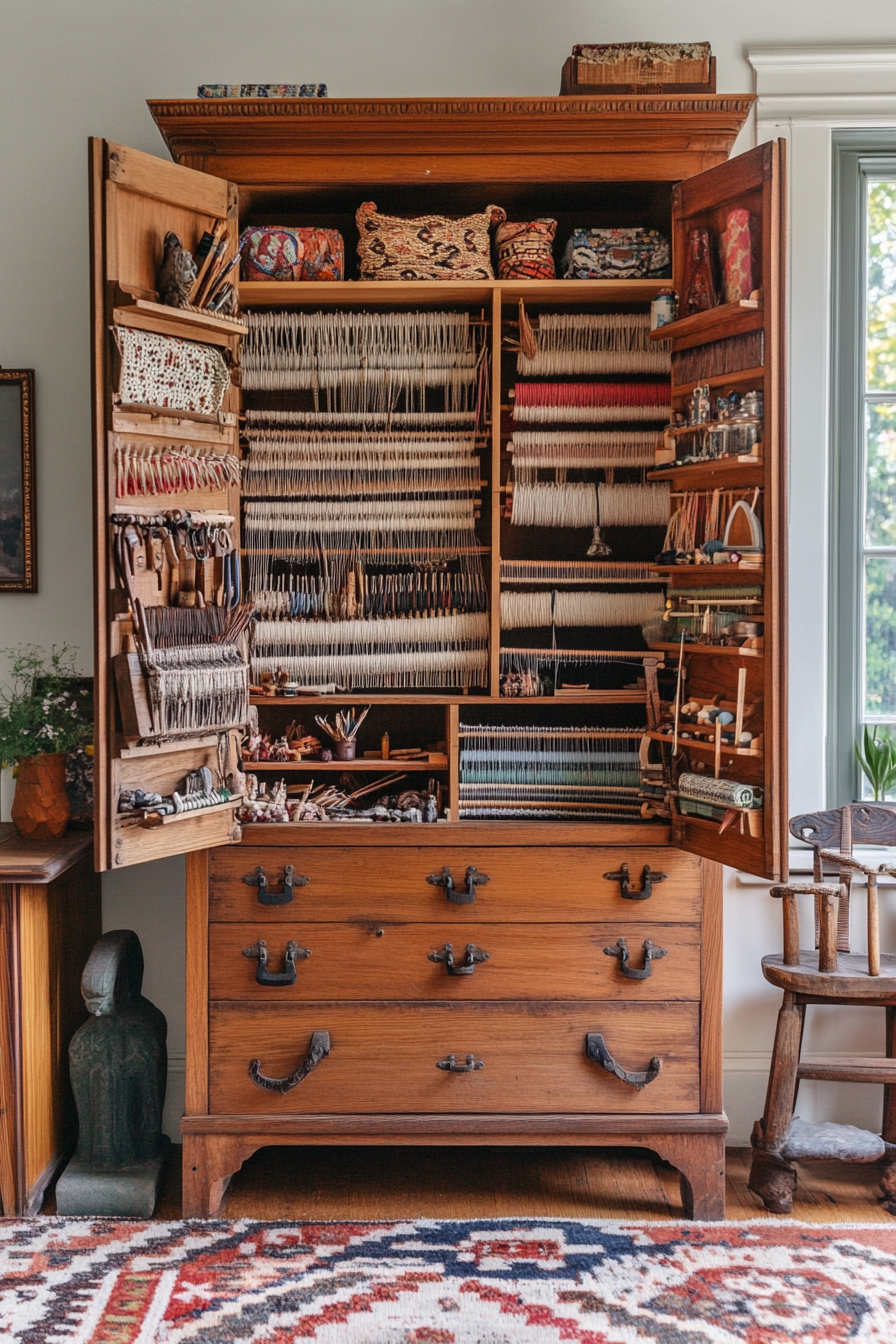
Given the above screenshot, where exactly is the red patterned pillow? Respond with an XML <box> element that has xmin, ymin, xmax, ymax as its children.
<box><xmin>495</xmin><ymin>218</ymin><xmax>557</xmax><ymax>280</ymax></box>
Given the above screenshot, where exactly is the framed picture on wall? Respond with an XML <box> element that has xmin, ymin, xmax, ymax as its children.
<box><xmin>0</xmin><ymin>369</ymin><xmax>36</xmax><ymax>592</ymax></box>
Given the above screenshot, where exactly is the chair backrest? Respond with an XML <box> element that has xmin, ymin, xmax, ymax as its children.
<box><xmin>790</xmin><ymin>804</ymin><xmax>896</xmax><ymax>853</ymax></box>
<box><xmin>790</xmin><ymin>804</ymin><xmax>896</xmax><ymax>968</ymax></box>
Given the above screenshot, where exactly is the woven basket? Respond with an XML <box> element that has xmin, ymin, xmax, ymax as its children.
<box><xmin>356</xmin><ymin>202</ymin><xmax>506</xmax><ymax>281</ymax></box>
<box><xmin>572</xmin><ymin>42</ymin><xmax>710</xmax><ymax>87</ymax></box>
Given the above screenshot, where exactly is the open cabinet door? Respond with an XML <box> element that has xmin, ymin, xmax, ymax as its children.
<box><xmin>90</xmin><ymin>139</ymin><xmax>246</xmax><ymax>871</ymax></box>
<box><xmin>658</xmin><ymin>139</ymin><xmax>787</xmax><ymax>880</ymax></box>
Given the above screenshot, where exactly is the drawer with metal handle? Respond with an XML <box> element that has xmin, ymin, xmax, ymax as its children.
<box><xmin>209</xmin><ymin>847</ymin><xmax>701</xmax><ymax>924</ymax></box>
<box><xmin>208</xmin><ymin>1001</ymin><xmax>699</xmax><ymax>1114</ymax></box>
<box><xmin>208</xmin><ymin>922</ymin><xmax>701</xmax><ymax>1002</ymax></box>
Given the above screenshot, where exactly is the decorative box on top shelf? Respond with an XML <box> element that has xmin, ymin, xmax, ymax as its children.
<box><xmin>560</xmin><ymin>42</ymin><xmax>716</xmax><ymax>96</ymax></box>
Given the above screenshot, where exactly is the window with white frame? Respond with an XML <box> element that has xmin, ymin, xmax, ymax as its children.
<box><xmin>831</xmin><ymin>139</ymin><xmax>896</xmax><ymax>802</ymax></box>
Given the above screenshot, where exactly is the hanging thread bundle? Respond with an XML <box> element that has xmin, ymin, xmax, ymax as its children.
<box><xmin>115</xmin><ymin>442</ymin><xmax>239</xmax><ymax>498</ymax></box>
<box><xmin>458</xmin><ymin>723</ymin><xmax>644</xmax><ymax>818</ymax></box>
<box><xmin>500</xmin><ymin>590</ymin><xmax>664</xmax><ymax>629</ymax></box>
<box><xmin>510</xmin><ymin>481</ymin><xmax>670</xmax><ymax>529</ymax></box>
<box><xmin>508</xmin><ymin>429</ymin><xmax>658</xmax><ymax>477</ymax></box>
<box><xmin>241</xmin><ymin>310</ymin><xmax>489</xmax><ymax>688</ymax></box>
<box><xmin>516</xmin><ymin>313</ymin><xmax>671</xmax><ymax>377</ymax></box>
<box><xmin>512</xmin><ymin>382</ymin><xmax>670</xmax><ymax>423</ymax></box>
<box><xmin>132</xmin><ymin>602</ymin><xmax>254</xmax><ymax>739</ymax></box>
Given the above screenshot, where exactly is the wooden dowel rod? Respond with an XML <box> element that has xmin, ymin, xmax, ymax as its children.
<box><xmin>868</xmin><ymin>877</ymin><xmax>881</xmax><ymax>976</ymax></box>
<box><xmin>818</xmin><ymin>890</ymin><xmax>839</xmax><ymax>973</ymax></box>
<box><xmin>734</xmin><ymin>665</ymin><xmax>747</xmax><ymax>746</ymax></box>
<box><xmin>782</xmin><ymin>893</ymin><xmax>800</xmax><ymax>965</ymax></box>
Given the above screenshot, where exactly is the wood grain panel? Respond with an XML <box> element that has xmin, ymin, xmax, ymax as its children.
<box><xmin>209</xmin><ymin>1001</ymin><xmax>698</xmax><ymax>1115</ymax></box>
<box><xmin>0</xmin><ymin>885</ymin><xmax>20</xmax><ymax>1214</ymax></box>
<box><xmin>209</xmin><ymin>921</ymin><xmax>700</xmax><ymax>1002</ymax></box>
<box><xmin>186</xmin><ymin>849</ymin><xmax>209</xmax><ymax>1115</ymax></box>
<box><xmin>209</xmin><ymin>846</ymin><xmax>701</xmax><ymax>924</ymax></box>
<box><xmin>18</xmin><ymin>885</ymin><xmax>53</xmax><ymax>1196</ymax></box>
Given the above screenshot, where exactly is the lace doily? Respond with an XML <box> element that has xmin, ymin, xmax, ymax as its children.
<box><xmin>115</xmin><ymin>327</ymin><xmax>230</xmax><ymax>415</ymax></box>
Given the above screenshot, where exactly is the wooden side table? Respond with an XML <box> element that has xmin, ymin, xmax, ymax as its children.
<box><xmin>0</xmin><ymin>826</ymin><xmax>101</xmax><ymax>1215</ymax></box>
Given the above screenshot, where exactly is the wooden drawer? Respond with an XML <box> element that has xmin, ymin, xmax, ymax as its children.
<box><xmin>209</xmin><ymin>847</ymin><xmax>701</xmax><ymax>924</ymax></box>
<box><xmin>209</xmin><ymin>922</ymin><xmax>700</xmax><ymax>1002</ymax></box>
<box><xmin>208</xmin><ymin>1002</ymin><xmax>699</xmax><ymax>1114</ymax></box>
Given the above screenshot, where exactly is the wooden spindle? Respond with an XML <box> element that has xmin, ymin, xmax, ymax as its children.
<box><xmin>818</xmin><ymin>889</ymin><xmax>839</xmax><ymax>973</ymax></box>
<box><xmin>782</xmin><ymin>892</ymin><xmax>800</xmax><ymax>966</ymax></box>
<box><xmin>868</xmin><ymin>876</ymin><xmax>881</xmax><ymax>977</ymax></box>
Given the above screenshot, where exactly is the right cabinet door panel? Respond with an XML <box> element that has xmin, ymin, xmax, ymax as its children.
<box><xmin>661</xmin><ymin>140</ymin><xmax>787</xmax><ymax>880</ymax></box>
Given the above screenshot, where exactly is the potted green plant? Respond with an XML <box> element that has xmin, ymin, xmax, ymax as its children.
<box><xmin>854</xmin><ymin>725</ymin><xmax>896</xmax><ymax>803</ymax></box>
<box><xmin>0</xmin><ymin>645</ymin><xmax>93</xmax><ymax>839</ymax></box>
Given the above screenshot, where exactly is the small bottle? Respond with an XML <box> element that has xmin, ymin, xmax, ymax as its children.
<box><xmin>381</xmin><ymin>732</ymin><xmax>390</xmax><ymax>760</ymax></box>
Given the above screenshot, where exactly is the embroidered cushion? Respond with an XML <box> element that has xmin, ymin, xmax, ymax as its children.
<box><xmin>356</xmin><ymin>202</ymin><xmax>506</xmax><ymax>281</ymax></box>
<box><xmin>240</xmin><ymin>227</ymin><xmax>344</xmax><ymax>282</ymax></box>
<box><xmin>561</xmin><ymin>228</ymin><xmax>671</xmax><ymax>280</ymax></box>
<box><xmin>495</xmin><ymin>218</ymin><xmax>557</xmax><ymax>280</ymax></box>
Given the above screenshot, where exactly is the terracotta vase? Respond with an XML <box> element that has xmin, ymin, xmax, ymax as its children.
<box><xmin>11</xmin><ymin>753</ymin><xmax>70</xmax><ymax>840</ymax></box>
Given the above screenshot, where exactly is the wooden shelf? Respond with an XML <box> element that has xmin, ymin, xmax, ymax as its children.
<box><xmin>245</xmin><ymin>758</ymin><xmax>446</xmax><ymax>772</ymax></box>
<box><xmin>112</xmin><ymin>400</ymin><xmax>238</xmax><ymax>428</ymax></box>
<box><xmin>118</xmin><ymin>796</ymin><xmax>241</xmax><ymax>828</ymax></box>
<box><xmin>649</xmin><ymin>458</ymin><xmax>764</xmax><ymax>490</ymax></box>
<box><xmin>238</xmin><ymin>278</ymin><xmax>669</xmax><ymax>310</ymax></box>
<box><xmin>114</xmin><ymin>300</ymin><xmax>246</xmax><ymax>343</ymax></box>
<box><xmin>649</xmin><ymin>641</ymin><xmax>762</xmax><ymax>658</ymax></box>
<box><xmin>672</xmin><ymin>366</ymin><xmax>765</xmax><ymax>398</ymax></box>
<box><xmin>648</xmin><ymin>300</ymin><xmax>763</xmax><ymax>345</ymax></box>
<box><xmin>651</xmin><ymin>564</ymin><xmax>764</xmax><ymax>582</ymax></box>
<box><xmin>250</xmin><ymin>691</ymin><xmax>648</xmax><ymax>707</ymax></box>
<box><xmin>647</xmin><ymin>729</ymin><xmax>761</xmax><ymax>758</ymax></box>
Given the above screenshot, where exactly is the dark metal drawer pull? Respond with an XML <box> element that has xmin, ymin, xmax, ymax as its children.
<box><xmin>428</xmin><ymin>942</ymin><xmax>490</xmax><ymax>976</ymax></box>
<box><xmin>248</xmin><ymin>1030</ymin><xmax>331</xmax><ymax>1093</ymax></box>
<box><xmin>436</xmin><ymin>1053</ymin><xmax>484</xmax><ymax>1072</ymax></box>
<box><xmin>603</xmin><ymin>863</ymin><xmax>667</xmax><ymax>901</ymax></box>
<box><xmin>603</xmin><ymin>937</ymin><xmax>668</xmax><ymax>980</ymax></box>
<box><xmin>242</xmin><ymin>938</ymin><xmax>311</xmax><ymax>986</ymax></box>
<box><xmin>241</xmin><ymin>864</ymin><xmax>310</xmax><ymax>906</ymax></box>
<box><xmin>585</xmin><ymin>1032</ymin><xmax>661</xmax><ymax>1090</ymax></box>
<box><xmin>426</xmin><ymin>864</ymin><xmax>490</xmax><ymax>904</ymax></box>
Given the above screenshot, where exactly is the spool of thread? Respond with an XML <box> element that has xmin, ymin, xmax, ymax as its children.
<box><xmin>678</xmin><ymin>773</ymin><xmax>759</xmax><ymax>809</ymax></box>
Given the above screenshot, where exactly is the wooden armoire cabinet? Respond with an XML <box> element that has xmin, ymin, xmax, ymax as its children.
<box><xmin>89</xmin><ymin>93</ymin><xmax>785</xmax><ymax>1219</ymax></box>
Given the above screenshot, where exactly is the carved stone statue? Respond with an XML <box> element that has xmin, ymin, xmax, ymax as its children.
<box><xmin>55</xmin><ymin>930</ymin><xmax>170</xmax><ymax>1216</ymax></box>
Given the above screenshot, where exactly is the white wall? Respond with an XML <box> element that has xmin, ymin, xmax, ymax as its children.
<box><xmin>3</xmin><ymin>1</ymin><xmax>896</xmax><ymax>1145</ymax></box>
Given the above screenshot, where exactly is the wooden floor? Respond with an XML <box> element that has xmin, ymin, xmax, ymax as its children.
<box><xmin>43</xmin><ymin>1146</ymin><xmax>896</xmax><ymax>1222</ymax></box>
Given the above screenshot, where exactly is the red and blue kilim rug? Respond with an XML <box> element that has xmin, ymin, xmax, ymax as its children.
<box><xmin>2</xmin><ymin>1217</ymin><xmax>896</xmax><ymax>1342</ymax></box>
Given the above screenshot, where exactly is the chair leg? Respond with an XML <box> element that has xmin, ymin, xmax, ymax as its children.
<box><xmin>748</xmin><ymin>993</ymin><xmax>804</xmax><ymax>1213</ymax></box>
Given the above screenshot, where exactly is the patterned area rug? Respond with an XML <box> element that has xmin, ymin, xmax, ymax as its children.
<box><xmin>2</xmin><ymin>1217</ymin><xmax>896</xmax><ymax>1342</ymax></box>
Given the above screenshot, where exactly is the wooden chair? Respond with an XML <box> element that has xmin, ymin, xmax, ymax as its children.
<box><xmin>749</xmin><ymin>804</ymin><xmax>896</xmax><ymax>1213</ymax></box>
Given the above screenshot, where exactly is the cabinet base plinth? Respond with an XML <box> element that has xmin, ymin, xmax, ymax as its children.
<box><xmin>180</xmin><ymin>1114</ymin><xmax>727</xmax><ymax>1220</ymax></box>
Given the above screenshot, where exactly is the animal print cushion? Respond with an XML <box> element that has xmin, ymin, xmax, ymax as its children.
<box><xmin>356</xmin><ymin>202</ymin><xmax>506</xmax><ymax>281</ymax></box>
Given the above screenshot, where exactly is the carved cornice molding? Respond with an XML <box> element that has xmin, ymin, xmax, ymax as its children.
<box><xmin>149</xmin><ymin>95</ymin><xmax>754</xmax><ymax>120</ymax></box>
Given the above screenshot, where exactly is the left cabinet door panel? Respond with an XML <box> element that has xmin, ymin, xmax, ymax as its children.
<box><xmin>90</xmin><ymin>139</ymin><xmax>243</xmax><ymax>871</ymax></box>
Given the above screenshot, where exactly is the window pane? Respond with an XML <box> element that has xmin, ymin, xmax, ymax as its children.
<box><xmin>864</xmin><ymin>556</ymin><xmax>896</xmax><ymax>716</ymax></box>
<box><xmin>867</xmin><ymin>180</ymin><xmax>896</xmax><ymax>391</ymax></box>
<box><xmin>865</xmin><ymin>402</ymin><xmax>896</xmax><ymax>545</ymax></box>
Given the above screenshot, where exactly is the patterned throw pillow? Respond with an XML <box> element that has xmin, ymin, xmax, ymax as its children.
<box><xmin>240</xmin><ymin>227</ymin><xmax>344</xmax><ymax>282</ymax></box>
<box><xmin>495</xmin><ymin>218</ymin><xmax>557</xmax><ymax>280</ymax></box>
<box><xmin>561</xmin><ymin>228</ymin><xmax>671</xmax><ymax>280</ymax></box>
<box><xmin>356</xmin><ymin>202</ymin><xmax>506</xmax><ymax>281</ymax></box>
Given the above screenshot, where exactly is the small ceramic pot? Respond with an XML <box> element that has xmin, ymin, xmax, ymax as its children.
<box><xmin>11</xmin><ymin>753</ymin><xmax>70</xmax><ymax>840</ymax></box>
<box><xmin>333</xmin><ymin>739</ymin><xmax>357</xmax><ymax>761</ymax></box>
